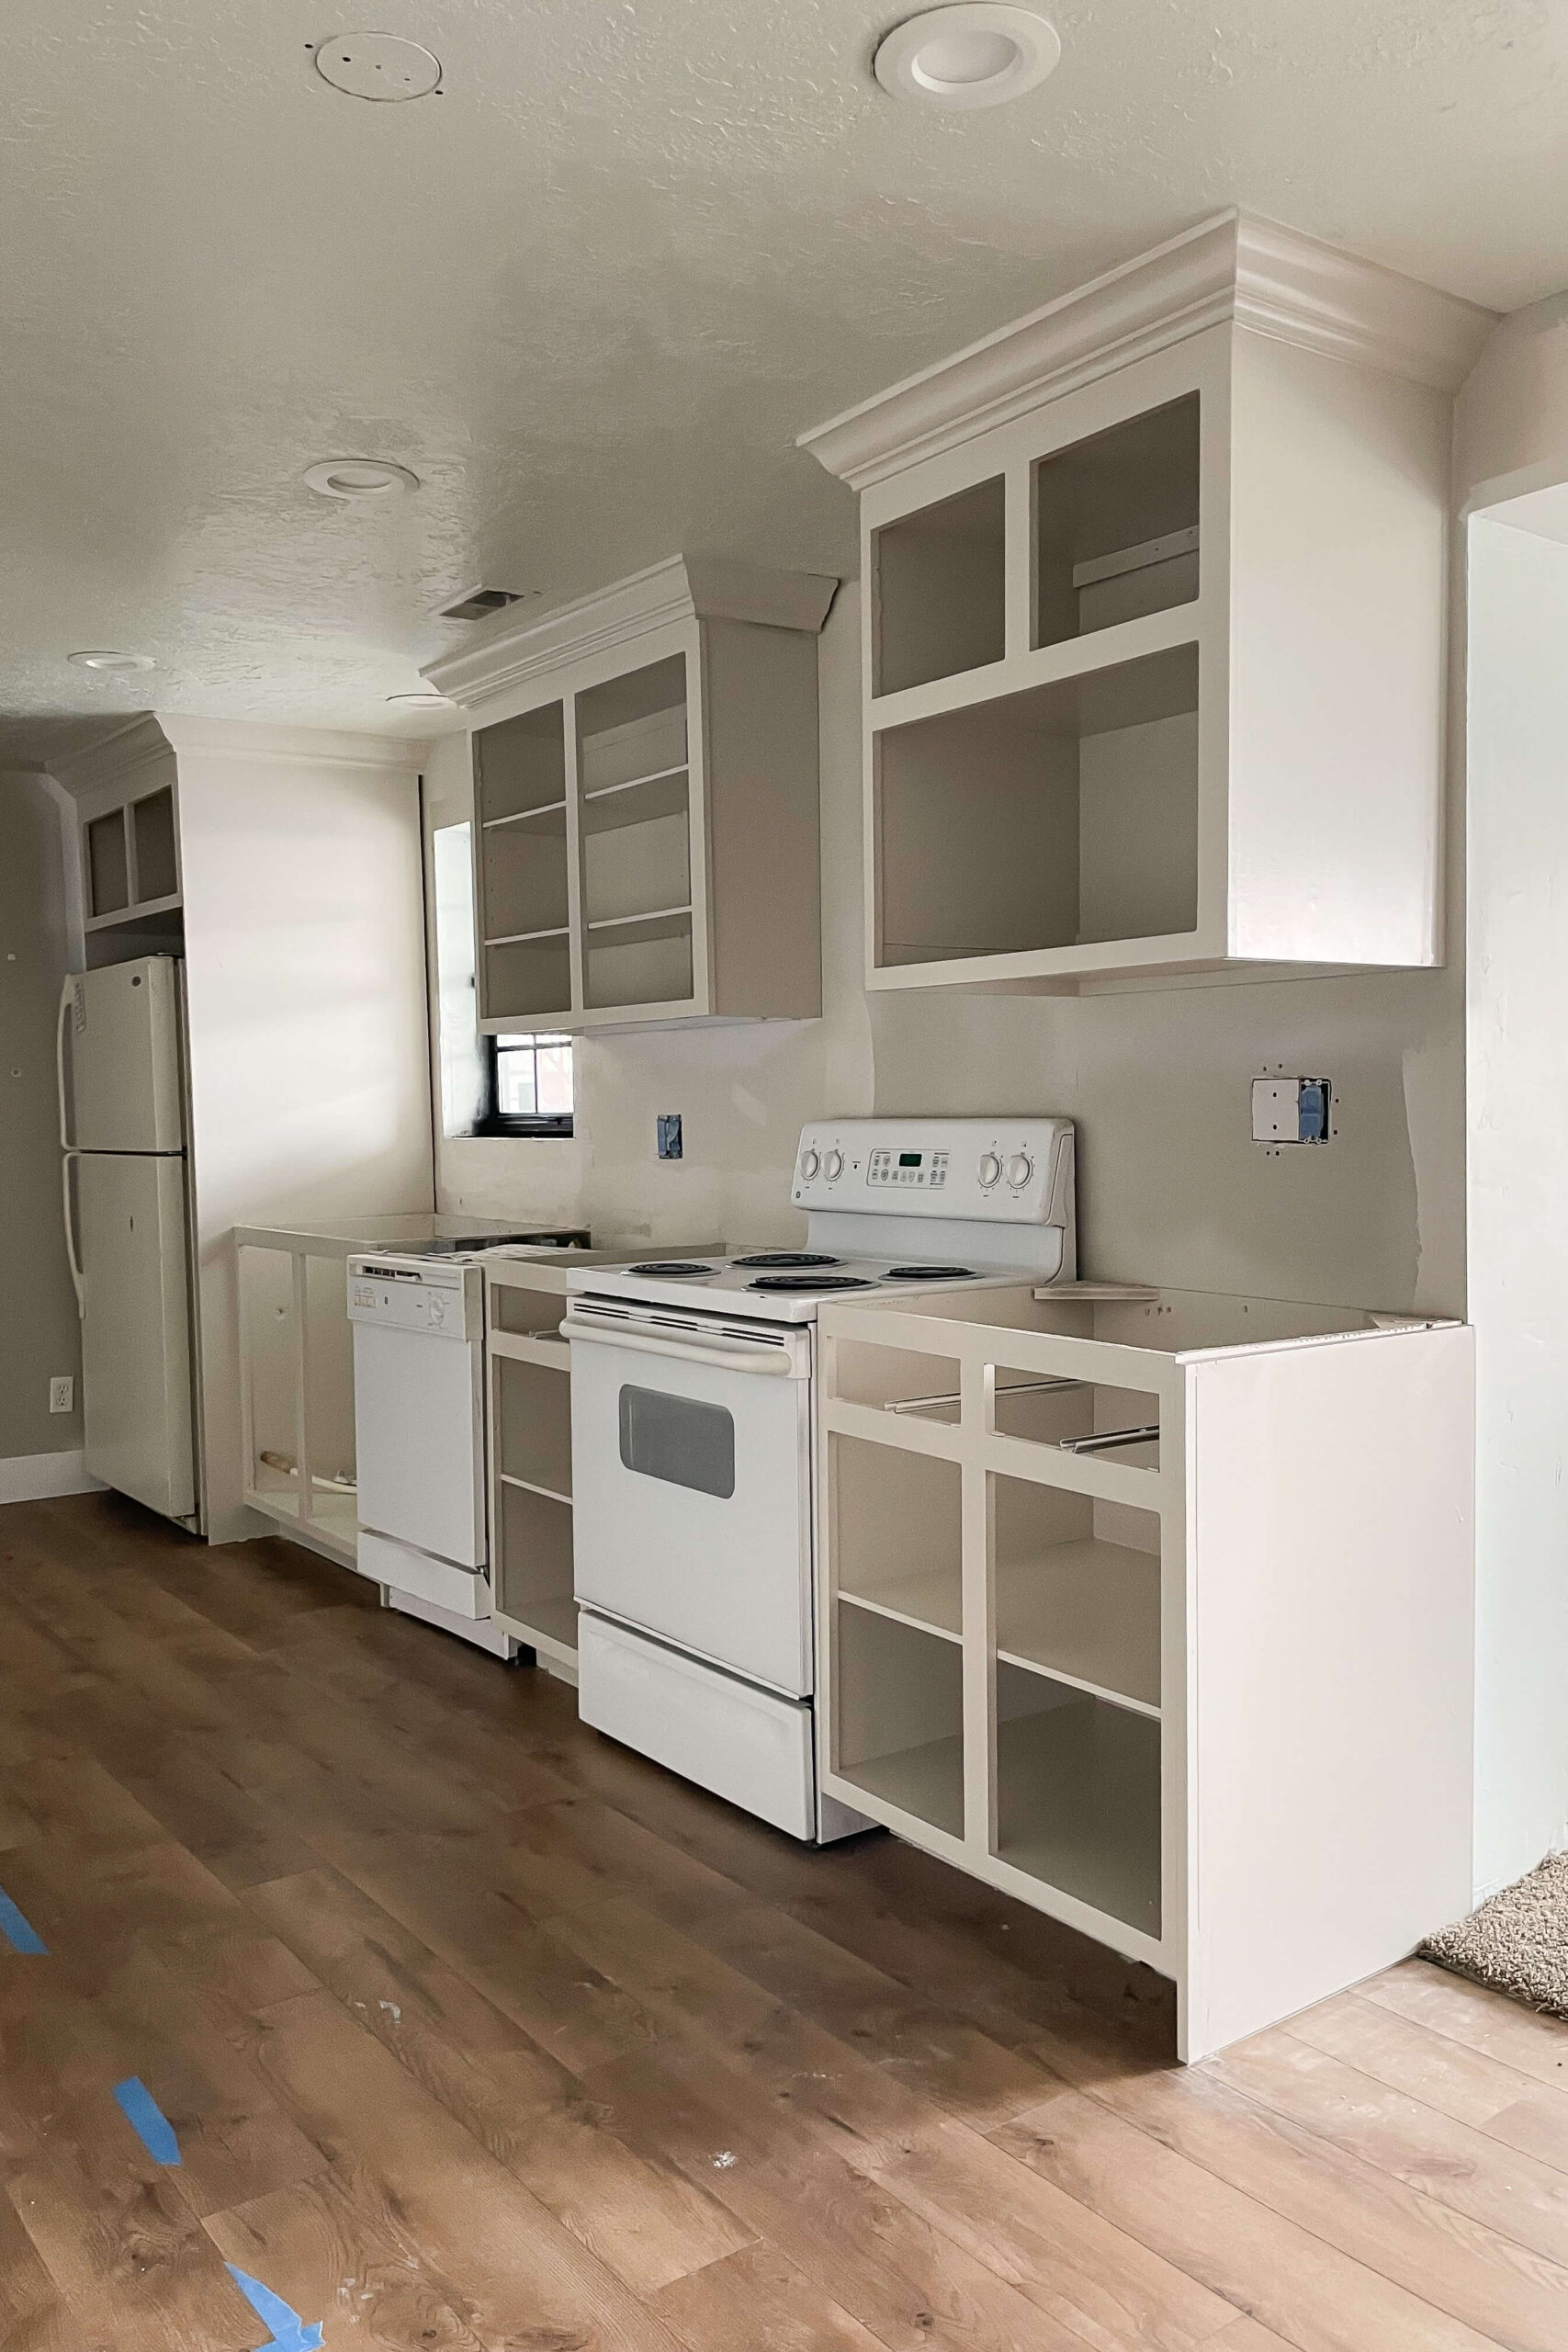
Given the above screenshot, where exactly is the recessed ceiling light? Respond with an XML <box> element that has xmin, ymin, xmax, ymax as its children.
<box><xmin>874</xmin><ymin>5</ymin><xmax>1061</xmax><ymax>108</ymax></box>
<box><xmin>68</xmin><ymin>650</ymin><xmax>155</xmax><ymax>673</ymax></box>
<box><xmin>387</xmin><ymin>690</ymin><xmax>454</xmax><ymax>707</ymax></box>
<box><xmin>304</xmin><ymin>458</ymin><xmax>420</xmax><ymax>502</ymax></box>
<box><xmin>312</xmin><ymin>33</ymin><xmax>442</xmax><ymax>103</ymax></box>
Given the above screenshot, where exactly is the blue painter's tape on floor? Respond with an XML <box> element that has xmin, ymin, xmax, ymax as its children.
<box><xmin>225</xmin><ymin>2264</ymin><xmax>324</xmax><ymax>2352</ymax></box>
<box><xmin>0</xmin><ymin>1889</ymin><xmax>47</xmax><ymax>1955</ymax></box>
<box><xmin>113</xmin><ymin>2075</ymin><xmax>182</xmax><ymax>2165</ymax></box>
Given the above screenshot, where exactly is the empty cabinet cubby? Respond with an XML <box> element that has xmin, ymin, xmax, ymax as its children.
<box><xmin>86</xmin><ymin>809</ymin><xmax>130</xmax><ymax>917</ymax></box>
<box><xmin>497</xmin><ymin>1354</ymin><xmax>572</xmax><ymax>1500</ymax></box>
<box><xmin>991</xmin><ymin>1476</ymin><xmax>1160</xmax><ymax>1713</ymax></box>
<box><xmin>475</xmin><ymin>702</ymin><xmax>567</xmax><ymax>821</ymax></box>
<box><xmin>875</xmin><ymin>642</ymin><xmax>1200</xmax><ymax>965</ymax></box>
<box><xmin>131</xmin><ymin>787</ymin><xmax>179</xmax><ymax>900</ymax></box>
<box><xmin>834</xmin><ymin>1603</ymin><xmax>964</xmax><ymax>1838</ymax></box>
<box><xmin>1033</xmin><ymin>394</ymin><xmax>1200</xmax><ymax>650</ymax></box>
<box><xmin>495</xmin><ymin>1480</ymin><xmax>576</xmax><ymax>1655</ymax></box>
<box><xmin>995</xmin><ymin>1664</ymin><xmax>1162</xmax><ymax>1937</ymax></box>
<box><xmin>873</xmin><ymin>476</ymin><xmax>1006</xmax><ymax>697</ymax></box>
<box><xmin>831</xmin><ymin>1433</ymin><xmax>961</xmax><ymax>1637</ymax></box>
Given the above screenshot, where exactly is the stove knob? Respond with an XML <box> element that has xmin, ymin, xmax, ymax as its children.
<box><xmin>799</xmin><ymin>1148</ymin><xmax>820</xmax><ymax>1182</ymax></box>
<box><xmin>824</xmin><ymin>1148</ymin><xmax>844</xmax><ymax>1182</ymax></box>
<box><xmin>977</xmin><ymin>1151</ymin><xmax>1002</xmax><ymax>1189</ymax></box>
<box><xmin>1006</xmin><ymin>1152</ymin><xmax>1033</xmax><ymax>1190</ymax></box>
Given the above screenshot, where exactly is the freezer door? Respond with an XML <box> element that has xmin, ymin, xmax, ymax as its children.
<box><xmin>66</xmin><ymin>958</ymin><xmax>185</xmax><ymax>1152</ymax></box>
<box><xmin>77</xmin><ymin>1152</ymin><xmax>196</xmax><ymax>1519</ymax></box>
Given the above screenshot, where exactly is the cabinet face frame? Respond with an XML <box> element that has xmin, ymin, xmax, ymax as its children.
<box><xmin>861</xmin><ymin>326</ymin><xmax>1235</xmax><ymax>989</ymax></box>
<box><xmin>471</xmin><ymin>614</ymin><xmax>711</xmax><ymax>1032</ymax></box>
<box><xmin>482</xmin><ymin>1258</ymin><xmax>579</xmax><ymax>1669</ymax></box>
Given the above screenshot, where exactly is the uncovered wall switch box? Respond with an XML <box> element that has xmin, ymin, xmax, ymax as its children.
<box><xmin>656</xmin><ymin>1114</ymin><xmax>683</xmax><ymax>1160</ymax></box>
<box><xmin>1252</xmin><ymin>1076</ymin><xmax>1332</xmax><ymax>1146</ymax></box>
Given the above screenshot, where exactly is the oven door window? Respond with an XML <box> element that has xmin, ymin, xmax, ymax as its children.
<box><xmin>618</xmin><ymin>1385</ymin><xmax>736</xmax><ymax>1500</ymax></box>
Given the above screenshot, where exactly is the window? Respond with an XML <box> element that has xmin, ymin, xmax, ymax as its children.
<box><xmin>432</xmin><ymin>821</ymin><xmax>574</xmax><ymax>1139</ymax></box>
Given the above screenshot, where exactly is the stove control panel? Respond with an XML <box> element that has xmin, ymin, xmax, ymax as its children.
<box><xmin>791</xmin><ymin>1117</ymin><xmax>1074</xmax><ymax>1227</ymax></box>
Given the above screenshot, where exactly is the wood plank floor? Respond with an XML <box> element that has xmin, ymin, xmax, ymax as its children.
<box><xmin>1</xmin><ymin>1494</ymin><xmax>1563</xmax><ymax>2352</ymax></box>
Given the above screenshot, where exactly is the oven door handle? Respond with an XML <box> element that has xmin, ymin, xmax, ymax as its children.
<box><xmin>563</xmin><ymin>1311</ymin><xmax>803</xmax><ymax>1378</ymax></box>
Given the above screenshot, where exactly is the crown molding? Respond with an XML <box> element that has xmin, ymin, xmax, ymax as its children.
<box><xmin>45</xmin><ymin>714</ymin><xmax>173</xmax><ymax>797</ymax></box>
<box><xmin>154</xmin><ymin>715</ymin><xmax>433</xmax><ymax>774</ymax></box>
<box><xmin>798</xmin><ymin>211</ymin><xmax>1495</xmax><ymax>492</ymax></box>
<box><xmin>424</xmin><ymin>553</ymin><xmax>839</xmax><ymax>709</ymax></box>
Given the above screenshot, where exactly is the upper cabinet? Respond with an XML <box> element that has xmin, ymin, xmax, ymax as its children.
<box><xmin>425</xmin><ymin>555</ymin><xmax>837</xmax><ymax>1031</ymax></box>
<box><xmin>57</xmin><ymin>717</ymin><xmax>186</xmax><ymax>969</ymax></box>
<box><xmin>800</xmin><ymin>212</ymin><xmax>1494</xmax><ymax>992</ymax></box>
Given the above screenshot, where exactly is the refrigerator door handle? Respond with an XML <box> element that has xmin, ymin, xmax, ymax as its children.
<box><xmin>56</xmin><ymin>974</ymin><xmax>77</xmax><ymax>1149</ymax></box>
<box><xmin>61</xmin><ymin>1148</ymin><xmax>85</xmax><ymax>1317</ymax></box>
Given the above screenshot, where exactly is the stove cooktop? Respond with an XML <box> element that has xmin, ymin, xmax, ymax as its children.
<box><xmin>571</xmin><ymin>1250</ymin><xmax>1032</xmax><ymax>1323</ymax></box>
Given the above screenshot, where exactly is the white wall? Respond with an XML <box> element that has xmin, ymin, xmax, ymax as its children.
<box><xmin>0</xmin><ymin>771</ymin><xmax>89</xmax><ymax>1489</ymax></box>
<box><xmin>430</xmin><ymin>590</ymin><xmax>1463</xmax><ymax>1317</ymax></box>
<box><xmin>1464</xmin><ymin>513</ymin><xmax>1568</xmax><ymax>1893</ymax></box>
<box><xmin>165</xmin><ymin>719</ymin><xmax>434</xmax><ymax>1541</ymax></box>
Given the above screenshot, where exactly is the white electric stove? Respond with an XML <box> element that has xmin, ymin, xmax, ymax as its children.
<box><xmin>564</xmin><ymin>1117</ymin><xmax>1075</xmax><ymax>1840</ymax></box>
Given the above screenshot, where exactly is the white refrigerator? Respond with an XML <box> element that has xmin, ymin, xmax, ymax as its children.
<box><xmin>57</xmin><ymin>956</ymin><xmax>201</xmax><ymax>1527</ymax></box>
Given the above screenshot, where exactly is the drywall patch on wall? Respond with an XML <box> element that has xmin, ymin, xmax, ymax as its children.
<box><xmin>1465</xmin><ymin>510</ymin><xmax>1568</xmax><ymax>1894</ymax></box>
<box><xmin>0</xmin><ymin>771</ymin><xmax>85</xmax><ymax>1463</ymax></box>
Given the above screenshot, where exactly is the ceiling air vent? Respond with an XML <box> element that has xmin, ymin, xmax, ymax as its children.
<box><xmin>439</xmin><ymin>586</ymin><xmax>527</xmax><ymax>623</ymax></box>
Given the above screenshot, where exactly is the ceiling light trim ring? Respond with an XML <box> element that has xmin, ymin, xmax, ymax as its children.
<box><xmin>312</xmin><ymin>33</ymin><xmax>443</xmax><ymax>103</ymax></box>
<box><xmin>67</xmin><ymin>650</ymin><xmax>156</xmax><ymax>673</ymax></box>
<box><xmin>874</xmin><ymin>5</ymin><xmax>1061</xmax><ymax>110</ymax></box>
<box><xmin>304</xmin><ymin>458</ymin><xmax>420</xmax><ymax>502</ymax></box>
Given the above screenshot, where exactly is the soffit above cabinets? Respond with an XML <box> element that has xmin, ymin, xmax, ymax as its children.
<box><xmin>799</xmin><ymin>211</ymin><xmax>1496</xmax><ymax>492</ymax></box>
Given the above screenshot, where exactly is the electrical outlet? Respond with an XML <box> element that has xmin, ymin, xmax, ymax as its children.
<box><xmin>49</xmin><ymin>1375</ymin><xmax>73</xmax><ymax>1415</ymax></box>
<box><xmin>1252</xmin><ymin>1075</ymin><xmax>1333</xmax><ymax>1148</ymax></box>
<box><xmin>656</xmin><ymin>1113</ymin><xmax>683</xmax><ymax>1161</ymax></box>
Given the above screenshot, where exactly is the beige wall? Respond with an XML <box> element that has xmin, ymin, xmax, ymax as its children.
<box><xmin>0</xmin><ymin>772</ymin><xmax>85</xmax><ymax>1471</ymax></box>
<box><xmin>430</xmin><ymin>590</ymin><xmax>1464</xmax><ymax>1316</ymax></box>
<box><xmin>165</xmin><ymin>719</ymin><xmax>435</xmax><ymax>1540</ymax></box>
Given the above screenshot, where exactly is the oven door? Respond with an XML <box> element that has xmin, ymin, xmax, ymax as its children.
<box><xmin>565</xmin><ymin>1303</ymin><xmax>814</xmax><ymax>1697</ymax></box>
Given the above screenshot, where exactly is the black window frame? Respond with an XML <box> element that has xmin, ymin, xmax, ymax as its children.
<box><xmin>472</xmin><ymin>1032</ymin><xmax>574</xmax><ymax>1140</ymax></box>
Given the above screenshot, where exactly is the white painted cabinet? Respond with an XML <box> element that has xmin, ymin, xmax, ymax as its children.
<box><xmin>799</xmin><ymin>212</ymin><xmax>1491</xmax><ymax>992</ymax></box>
<box><xmin>424</xmin><ymin>555</ymin><xmax>836</xmax><ymax>1031</ymax></box>
<box><xmin>817</xmin><ymin>1281</ymin><xmax>1474</xmax><ymax>2060</ymax></box>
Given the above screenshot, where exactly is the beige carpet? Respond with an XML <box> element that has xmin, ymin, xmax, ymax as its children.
<box><xmin>1421</xmin><ymin>1850</ymin><xmax>1568</xmax><ymax>2018</ymax></box>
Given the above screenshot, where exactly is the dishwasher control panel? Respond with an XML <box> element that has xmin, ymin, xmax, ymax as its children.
<box><xmin>347</xmin><ymin>1256</ymin><xmax>482</xmax><ymax>1340</ymax></box>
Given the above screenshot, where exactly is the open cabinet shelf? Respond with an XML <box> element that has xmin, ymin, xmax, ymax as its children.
<box><xmin>817</xmin><ymin>1279</ymin><xmax>1474</xmax><ymax>2063</ymax></box>
<box><xmin>432</xmin><ymin>555</ymin><xmax>833</xmax><ymax>1032</ymax></box>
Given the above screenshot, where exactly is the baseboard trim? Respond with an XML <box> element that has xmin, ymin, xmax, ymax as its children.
<box><xmin>0</xmin><ymin>1449</ymin><xmax>106</xmax><ymax>1505</ymax></box>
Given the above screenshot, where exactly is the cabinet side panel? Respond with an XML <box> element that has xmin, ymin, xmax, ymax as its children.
<box><xmin>704</xmin><ymin>617</ymin><xmax>822</xmax><ymax>1018</ymax></box>
<box><xmin>1227</xmin><ymin>332</ymin><xmax>1449</xmax><ymax>967</ymax></box>
<box><xmin>1186</xmin><ymin>1325</ymin><xmax>1473</xmax><ymax>2059</ymax></box>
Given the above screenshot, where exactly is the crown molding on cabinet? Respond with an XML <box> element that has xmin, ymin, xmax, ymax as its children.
<box><xmin>45</xmin><ymin>714</ymin><xmax>174</xmax><ymax>799</ymax></box>
<box><xmin>424</xmin><ymin>553</ymin><xmax>839</xmax><ymax>710</ymax></box>
<box><xmin>154</xmin><ymin>716</ymin><xmax>433</xmax><ymax>774</ymax></box>
<box><xmin>798</xmin><ymin>210</ymin><xmax>1496</xmax><ymax>492</ymax></box>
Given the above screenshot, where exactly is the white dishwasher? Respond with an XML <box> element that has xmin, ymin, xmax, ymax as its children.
<box><xmin>347</xmin><ymin>1254</ymin><xmax>514</xmax><ymax>1656</ymax></box>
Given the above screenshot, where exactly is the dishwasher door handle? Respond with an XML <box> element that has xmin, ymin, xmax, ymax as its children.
<box><xmin>562</xmin><ymin>1313</ymin><xmax>804</xmax><ymax>1378</ymax></box>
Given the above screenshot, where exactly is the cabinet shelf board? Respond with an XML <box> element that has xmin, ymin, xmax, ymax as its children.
<box><xmin>581</xmin><ymin>762</ymin><xmax>689</xmax><ymax>803</ymax></box>
<box><xmin>482</xmin><ymin>799</ymin><xmax>568</xmax><ymax>829</ymax></box>
<box><xmin>996</xmin><ymin>1532</ymin><xmax>1160</xmax><ymax>1714</ymax></box>
<box><xmin>247</xmin><ymin>1487</ymin><xmax>359</xmax><ymax>1571</ymax></box>
<box><xmin>487</xmin><ymin>1330</ymin><xmax>570</xmax><ymax>1368</ymax></box>
<box><xmin>306</xmin><ymin>1489</ymin><xmax>360</xmax><ymax>1543</ymax></box>
<box><xmin>498</xmin><ymin>1470</ymin><xmax>573</xmax><ymax>1509</ymax></box>
<box><xmin>483</xmin><ymin>924</ymin><xmax>570</xmax><ymax>947</ymax></box>
<box><xmin>85</xmin><ymin>888</ymin><xmax>184</xmax><ymax>933</ymax></box>
<box><xmin>585</xmin><ymin>904</ymin><xmax>693</xmax><ymax>934</ymax></box>
<box><xmin>839</xmin><ymin>1577</ymin><xmax>961</xmax><ymax>1643</ymax></box>
<box><xmin>839</xmin><ymin>1732</ymin><xmax>964</xmax><ymax>1840</ymax></box>
<box><xmin>867</xmin><ymin>602</ymin><xmax>1201</xmax><ymax>735</ymax></box>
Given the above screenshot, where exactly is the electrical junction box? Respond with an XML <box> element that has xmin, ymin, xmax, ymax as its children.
<box><xmin>656</xmin><ymin>1114</ymin><xmax>683</xmax><ymax>1160</ymax></box>
<box><xmin>1252</xmin><ymin>1077</ymin><xmax>1332</xmax><ymax>1146</ymax></box>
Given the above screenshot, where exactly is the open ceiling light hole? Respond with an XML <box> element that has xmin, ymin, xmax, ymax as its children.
<box><xmin>874</xmin><ymin>5</ymin><xmax>1061</xmax><ymax>107</ymax></box>
<box><xmin>304</xmin><ymin>458</ymin><xmax>420</xmax><ymax>502</ymax></box>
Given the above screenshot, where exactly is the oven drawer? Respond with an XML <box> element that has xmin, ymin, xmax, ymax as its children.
<box><xmin>578</xmin><ymin>1610</ymin><xmax>817</xmax><ymax>1839</ymax></box>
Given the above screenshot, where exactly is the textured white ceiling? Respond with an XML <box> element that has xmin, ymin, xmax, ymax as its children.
<box><xmin>2</xmin><ymin>0</ymin><xmax>1563</xmax><ymax>739</ymax></box>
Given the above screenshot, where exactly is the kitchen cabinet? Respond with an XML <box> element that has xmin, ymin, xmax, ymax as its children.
<box><xmin>424</xmin><ymin>554</ymin><xmax>836</xmax><ymax>1031</ymax></box>
<box><xmin>817</xmin><ymin>1279</ymin><xmax>1474</xmax><ymax>2060</ymax></box>
<box><xmin>799</xmin><ymin>212</ymin><xmax>1492</xmax><ymax>992</ymax></box>
<box><xmin>63</xmin><ymin>717</ymin><xmax>186</xmax><ymax>967</ymax></box>
<box><xmin>484</xmin><ymin>1255</ymin><xmax>579</xmax><ymax>1672</ymax></box>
